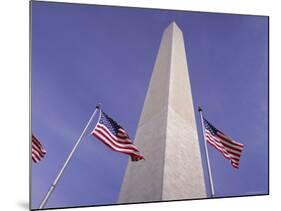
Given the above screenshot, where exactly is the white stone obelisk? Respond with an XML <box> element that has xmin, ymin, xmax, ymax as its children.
<box><xmin>118</xmin><ymin>22</ymin><xmax>206</xmax><ymax>203</ymax></box>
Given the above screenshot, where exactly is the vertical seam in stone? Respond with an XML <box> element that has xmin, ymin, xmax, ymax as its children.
<box><xmin>161</xmin><ymin>23</ymin><xmax>175</xmax><ymax>200</ymax></box>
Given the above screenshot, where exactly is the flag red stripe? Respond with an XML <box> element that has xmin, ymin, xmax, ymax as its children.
<box><xmin>215</xmin><ymin>135</ymin><xmax>243</xmax><ymax>152</ymax></box>
<box><xmin>32</xmin><ymin>156</ymin><xmax>37</xmax><ymax>163</ymax></box>
<box><xmin>32</xmin><ymin>148</ymin><xmax>44</xmax><ymax>159</ymax></box>
<box><xmin>118</xmin><ymin>128</ymin><xmax>127</xmax><ymax>134</ymax></box>
<box><xmin>92</xmin><ymin>131</ymin><xmax>143</xmax><ymax>159</ymax></box>
<box><xmin>231</xmin><ymin>162</ymin><xmax>239</xmax><ymax>168</ymax></box>
<box><xmin>32</xmin><ymin>149</ymin><xmax>43</xmax><ymax>161</ymax></box>
<box><xmin>220</xmin><ymin>140</ymin><xmax>243</xmax><ymax>153</ymax></box>
<box><xmin>206</xmin><ymin>138</ymin><xmax>240</xmax><ymax>166</ymax></box>
<box><xmin>32</xmin><ymin>138</ymin><xmax>46</xmax><ymax>155</ymax></box>
<box><xmin>217</xmin><ymin>132</ymin><xmax>244</xmax><ymax>147</ymax></box>
<box><xmin>206</xmin><ymin>130</ymin><xmax>243</xmax><ymax>152</ymax></box>
<box><xmin>213</xmin><ymin>139</ymin><xmax>241</xmax><ymax>159</ymax></box>
<box><xmin>32</xmin><ymin>135</ymin><xmax>43</xmax><ymax>147</ymax></box>
<box><xmin>206</xmin><ymin>130</ymin><xmax>242</xmax><ymax>156</ymax></box>
<box><xmin>97</xmin><ymin>124</ymin><xmax>133</xmax><ymax>144</ymax></box>
<box><xmin>206</xmin><ymin>134</ymin><xmax>240</xmax><ymax>163</ymax></box>
<box><xmin>32</xmin><ymin>134</ymin><xmax>46</xmax><ymax>163</ymax></box>
<box><xmin>205</xmin><ymin>132</ymin><xmax>241</xmax><ymax>159</ymax></box>
<box><xmin>231</xmin><ymin>163</ymin><xmax>239</xmax><ymax>168</ymax></box>
<box><xmin>117</xmin><ymin>133</ymin><xmax>128</xmax><ymax>139</ymax></box>
<box><xmin>32</xmin><ymin>137</ymin><xmax>44</xmax><ymax>150</ymax></box>
<box><xmin>91</xmin><ymin>111</ymin><xmax>144</xmax><ymax>161</ymax></box>
<box><xmin>94</xmin><ymin>126</ymin><xmax>139</xmax><ymax>152</ymax></box>
<box><xmin>32</xmin><ymin>154</ymin><xmax>39</xmax><ymax>163</ymax></box>
<box><xmin>117</xmin><ymin>131</ymin><xmax>127</xmax><ymax>136</ymax></box>
<box><xmin>32</xmin><ymin>142</ymin><xmax>46</xmax><ymax>157</ymax></box>
<box><xmin>32</xmin><ymin>140</ymin><xmax>46</xmax><ymax>154</ymax></box>
<box><xmin>99</xmin><ymin>124</ymin><xmax>131</xmax><ymax>143</ymax></box>
<box><xmin>206</xmin><ymin>136</ymin><xmax>237</xmax><ymax>161</ymax></box>
<box><xmin>209</xmin><ymin>135</ymin><xmax>242</xmax><ymax>158</ymax></box>
<box><xmin>32</xmin><ymin>153</ymin><xmax>39</xmax><ymax>162</ymax></box>
<box><xmin>203</xmin><ymin>118</ymin><xmax>243</xmax><ymax>169</ymax></box>
<box><xmin>92</xmin><ymin>130</ymin><xmax>141</xmax><ymax>155</ymax></box>
<box><xmin>94</xmin><ymin>129</ymin><xmax>139</xmax><ymax>153</ymax></box>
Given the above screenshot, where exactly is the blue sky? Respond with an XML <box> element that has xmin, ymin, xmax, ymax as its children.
<box><xmin>31</xmin><ymin>1</ymin><xmax>268</xmax><ymax>209</ymax></box>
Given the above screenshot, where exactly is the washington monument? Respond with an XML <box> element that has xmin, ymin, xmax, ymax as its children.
<box><xmin>118</xmin><ymin>22</ymin><xmax>206</xmax><ymax>203</ymax></box>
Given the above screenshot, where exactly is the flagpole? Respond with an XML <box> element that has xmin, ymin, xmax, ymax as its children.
<box><xmin>39</xmin><ymin>104</ymin><xmax>101</xmax><ymax>209</ymax></box>
<box><xmin>198</xmin><ymin>106</ymin><xmax>215</xmax><ymax>198</ymax></box>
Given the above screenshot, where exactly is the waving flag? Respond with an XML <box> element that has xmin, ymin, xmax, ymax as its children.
<box><xmin>92</xmin><ymin>110</ymin><xmax>144</xmax><ymax>161</ymax></box>
<box><xmin>32</xmin><ymin>134</ymin><xmax>47</xmax><ymax>163</ymax></box>
<box><xmin>203</xmin><ymin>118</ymin><xmax>244</xmax><ymax>168</ymax></box>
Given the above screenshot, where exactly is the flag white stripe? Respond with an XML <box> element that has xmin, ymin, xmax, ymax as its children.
<box><xmin>204</xmin><ymin>119</ymin><xmax>243</xmax><ymax>168</ymax></box>
<box><xmin>32</xmin><ymin>135</ymin><xmax>46</xmax><ymax>163</ymax></box>
<box><xmin>206</xmin><ymin>131</ymin><xmax>242</xmax><ymax>158</ymax></box>
<box><xmin>32</xmin><ymin>153</ymin><xmax>39</xmax><ymax>161</ymax></box>
<box><xmin>231</xmin><ymin>162</ymin><xmax>239</xmax><ymax>167</ymax></box>
<box><xmin>91</xmin><ymin>111</ymin><xmax>144</xmax><ymax>161</ymax></box>
<box><xmin>206</xmin><ymin>135</ymin><xmax>233</xmax><ymax>159</ymax></box>
<box><xmin>206</xmin><ymin>133</ymin><xmax>241</xmax><ymax>161</ymax></box>
<box><xmin>32</xmin><ymin>142</ymin><xmax>46</xmax><ymax>156</ymax></box>
<box><xmin>117</xmin><ymin>133</ymin><xmax>128</xmax><ymax>138</ymax></box>
<box><xmin>217</xmin><ymin>132</ymin><xmax>244</xmax><ymax>147</ymax></box>
<box><xmin>32</xmin><ymin>154</ymin><xmax>39</xmax><ymax>163</ymax></box>
<box><xmin>206</xmin><ymin>136</ymin><xmax>241</xmax><ymax>163</ymax></box>
<box><xmin>32</xmin><ymin>137</ymin><xmax>46</xmax><ymax>151</ymax></box>
<box><xmin>92</xmin><ymin>130</ymin><xmax>141</xmax><ymax>156</ymax></box>
<box><xmin>32</xmin><ymin>148</ymin><xmax>44</xmax><ymax>158</ymax></box>
<box><xmin>216</xmin><ymin>133</ymin><xmax>244</xmax><ymax>151</ymax></box>
<box><xmin>206</xmin><ymin>130</ymin><xmax>241</xmax><ymax>154</ymax></box>
<box><xmin>206</xmin><ymin>138</ymin><xmax>240</xmax><ymax>166</ymax></box>
<box><xmin>206</xmin><ymin>130</ymin><xmax>243</xmax><ymax>152</ymax></box>
<box><xmin>206</xmin><ymin>133</ymin><xmax>239</xmax><ymax>156</ymax></box>
<box><xmin>94</xmin><ymin>125</ymin><xmax>139</xmax><ymax>151</ymax></box>
<box><xmin>118</xmin><ymin>128</ymin><xmax>127</xmax><ymax>134</ymax></box>
<box><xmin>32</xmin><ymin>149</ymin><xmax>44</xmax><ymax>161</ymax></box>
<box><xmin>98</xmin><ymin>124</ymin><xmax>133</xmax><ymax>144</ymax></box>
<box><xmin>97</xmin><ymin>124</ymin><xmax>133</xmax><ymax>144</ymax></box>
<box><xmin>93</xmin><ymin>133</ymin><xmax>141</xmax><ymax>158</ymax></box>
<box><xmin>94</xmin><ymin>128</ymin><xmax>139</xmax><ymax>152</ymax></box>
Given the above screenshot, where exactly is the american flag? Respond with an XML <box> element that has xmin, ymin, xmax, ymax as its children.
<box><xmin>32</xmin><ymin>134</ymin><xmax>47</xmax><ymax>163</ymax></box>
<box><xmin>203</xmin><ymin>118</ymin><xmax>244</xmax><ymax>168</ymax></box>
<box><xmin>92</xmin><ymin>111</ymin><xmax>144</xmax><ymax>161</ymax></box>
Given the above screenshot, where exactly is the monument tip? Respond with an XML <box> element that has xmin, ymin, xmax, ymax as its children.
<box><xmin>171</xmin><ymin>21</ymin><xmax>178</xmax><ymax>26</ymax></box>
<box><xmin>168</xmin><ymin>21</ymin><xmax>182</xmax><ymax>31</ymax></box>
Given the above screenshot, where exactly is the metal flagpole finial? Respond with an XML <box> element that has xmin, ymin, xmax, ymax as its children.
<box><xmin>96</xmin><ymin>103</ymin><xmax>102</xmax><ymax>110</ymax></box>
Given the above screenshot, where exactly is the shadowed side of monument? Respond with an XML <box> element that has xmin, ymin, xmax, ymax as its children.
<box><xmin>118</xmin><ymin>22</ymin><xmax>206</xmax><ymax>204</ymax></box>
